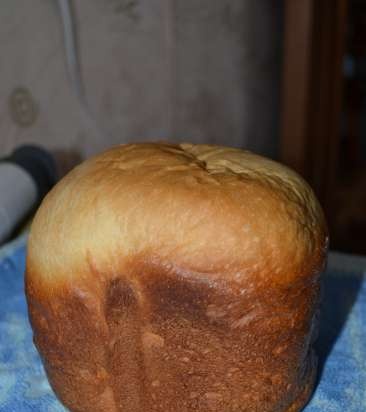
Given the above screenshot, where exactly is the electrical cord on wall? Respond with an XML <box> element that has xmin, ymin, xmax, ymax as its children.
<box><xmin>56</xmin><ymin>0</ymin><xmax>109</xmax><ymax>141</ymax></box>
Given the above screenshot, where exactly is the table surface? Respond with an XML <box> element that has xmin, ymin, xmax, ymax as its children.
<box><xmin>0</xmin><ymin>235</ymin><xmax>365</xmax><ymax>412</ymax></box>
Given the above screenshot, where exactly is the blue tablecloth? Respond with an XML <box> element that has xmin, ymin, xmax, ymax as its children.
<box><xmin>0</xmin><ymin>235</ymin><xmax>365</xmax><ymax>411</ymax></box>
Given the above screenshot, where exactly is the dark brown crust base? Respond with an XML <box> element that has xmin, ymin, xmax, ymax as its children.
<box><xmin>26</xmin><ymin>260</ymin><xmax>320</xmax><ymax>412</ymax></box>
<box><xmin>285</xmin><ymin>356</ymin><xmax>317</xmax><ymax>412</ymax></box>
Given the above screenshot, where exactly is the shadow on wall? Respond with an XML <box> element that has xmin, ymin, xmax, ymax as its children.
<box><xmin>52</xmin><ymin>149</ymin><xmax>83</xmax><ymax>178</ymax></box>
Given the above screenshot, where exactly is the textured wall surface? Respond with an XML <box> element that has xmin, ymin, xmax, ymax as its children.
<box><xmin>0</xmin><ymin>0</ymin><xmax>283</xmax><ymax>164</ymax></box>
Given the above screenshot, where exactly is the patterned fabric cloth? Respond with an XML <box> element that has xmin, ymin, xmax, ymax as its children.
<box><xmin>0</xmin><ymin>235</ymin><xmax>365</xmax><ymax>411</ymax></box>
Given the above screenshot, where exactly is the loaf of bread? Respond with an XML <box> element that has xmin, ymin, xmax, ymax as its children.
<box><xmin>25</xmin><ymin>142</ymin><xmax>327</xmax><ymax>412</ymax></box>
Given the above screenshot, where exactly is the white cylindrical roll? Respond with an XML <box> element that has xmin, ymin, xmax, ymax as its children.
<box><xmin>0</xmin><ymin>163</ymin><xmax>37</xmax><ymax>244</ymax></box>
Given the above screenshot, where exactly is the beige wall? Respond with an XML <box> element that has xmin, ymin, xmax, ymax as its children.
<box><xmin>0</xmin><ymin>0</ymin><xmax>283</xmax><ymax>167</ymax></box>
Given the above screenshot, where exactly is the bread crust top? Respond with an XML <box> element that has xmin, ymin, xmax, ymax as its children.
<box><xmin>27</xmin><ymin>142</ymin><xmax>327</xmax><ymax>290</ymax></box>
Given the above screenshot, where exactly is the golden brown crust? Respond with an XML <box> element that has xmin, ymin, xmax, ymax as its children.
<box><xmin>25</xmin><ymin>142</ymin><xmax>327</xmax><ymax>412</ymax></box>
